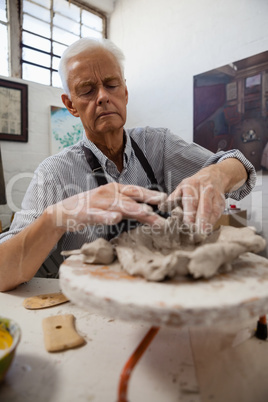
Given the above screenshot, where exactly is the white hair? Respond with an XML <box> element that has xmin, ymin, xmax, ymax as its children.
<box><xmin>58</xmin><ymin>37</ymin><xmax>125</xmax><ymax>98</ymax></box>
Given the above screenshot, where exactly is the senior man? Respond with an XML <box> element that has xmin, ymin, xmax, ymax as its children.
<box><xmin>0</xmin><ymin>38</ymin><xmax>255</xmax><ymax>291</ymax></box>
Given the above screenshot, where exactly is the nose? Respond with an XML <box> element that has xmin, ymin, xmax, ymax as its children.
<box><xmin>97</xmin><ymin>86</ymin><xmax>109</xmax><ymax>105</ymax></box>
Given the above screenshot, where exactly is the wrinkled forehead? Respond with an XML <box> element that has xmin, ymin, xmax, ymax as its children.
<box><xmin>66</xmin><ymin>48</ymin><xmax>123</xmax><ymax>80</ymax></box>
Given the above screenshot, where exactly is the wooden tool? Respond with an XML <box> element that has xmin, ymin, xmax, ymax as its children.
<box><xmin>42</xmin><ymin>314</ymin><xmax>85</xmax><ymax>352</ymax></box>
<box><xmin>23</xmin><ymin>292</ymin><xmax>69</xmax><ymax>310</ymax></box>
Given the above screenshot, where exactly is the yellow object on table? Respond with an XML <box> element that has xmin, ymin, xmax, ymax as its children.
<box><xmin>0</xmin><ymin>317</ymin><xmax>21</xmax><ymax>383</ymax></box>
<box><xmin>0</xmin><ymin>327</ymin><xmax>13</xmax><ymax>350</ymax></box>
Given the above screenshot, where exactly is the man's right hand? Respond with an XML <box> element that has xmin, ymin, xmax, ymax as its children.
<box><xmin>46</xmin><ymin>182</ymin><xmax>168</xmax><ymax>232</ymax></box>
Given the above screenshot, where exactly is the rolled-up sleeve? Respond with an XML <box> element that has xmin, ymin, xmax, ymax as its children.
<box><xmin>203</xmin><ymin>149</ymin><xmax>256</xmax><ymax>200</ymax></box>
<box><xmin>151</xmin><ymin>128</ymin><xmax>256</xmax><ymax>199</ymax></box>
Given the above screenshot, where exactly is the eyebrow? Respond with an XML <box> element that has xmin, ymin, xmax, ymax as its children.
<box><xmin>103</xmin><ymin>75</ymin><xmax>121</xmax><ymax>83</ymax></box>
<box><xmin>76</xmin><ymin>80</ymin><xmax>96</xmax><ymax>91</ymax></box>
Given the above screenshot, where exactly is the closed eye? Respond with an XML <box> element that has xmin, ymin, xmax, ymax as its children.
<box><xmin>104</xmin><ymin>77</ymin><xmax>121</xmax><ymax>89</ymax></box>
<box><xmin>77</xmin><ymin>87</ymin><xmax>94</xmax><ymax>97</ymax></box>
<box><xmin>105</xmin><ymin>83</ymin><xmax>119</xmax><ymax>89</ymax></box>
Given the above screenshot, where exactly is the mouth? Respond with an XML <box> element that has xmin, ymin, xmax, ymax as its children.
<box><xmin>97</xmin><ymin>112</ymin><xmax>117</xmax><ymax>118</ymax></box>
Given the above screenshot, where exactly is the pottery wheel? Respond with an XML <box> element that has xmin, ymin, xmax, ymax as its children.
<box><xmin>59</xmin><ymin>252</ymin><xmax>268</xmax><ymax>328</ymax></box>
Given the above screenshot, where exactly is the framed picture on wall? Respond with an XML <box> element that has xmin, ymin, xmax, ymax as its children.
<box><xmin>50</xmin><ymin>106</ymin><xmax>83</xmax><ymax>154</ymax></box>
<box><xmin>0</xmin><ymin>79</ymin><xmax>28</xmax><ymax>142</ymax></box>
<box><xmin>193</xmin><ymin>50</ymin><xmax>268</xmax><ymax>172</ymax></box>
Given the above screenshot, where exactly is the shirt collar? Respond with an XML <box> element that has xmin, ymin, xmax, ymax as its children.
<box><xmin>82</xmin><ymin>129</ymin><xmax>132</xmax><ymax>168</ymax></box>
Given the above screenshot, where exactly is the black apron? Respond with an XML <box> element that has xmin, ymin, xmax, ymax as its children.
<box><xmin>83</xmin><ymin>137</ymin><xmax>166</xmax><ymax>239</ymax></box>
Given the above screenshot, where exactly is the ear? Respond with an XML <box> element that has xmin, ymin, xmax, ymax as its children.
<box><xmin>61</xmin><ymin>94</ymin><xmax>80</xmax><ymax>117</ymax></box>
<box><xmin>125</xmin><ymin>83</ymin><xmax>128</xmax><ymax>105</ymax></box>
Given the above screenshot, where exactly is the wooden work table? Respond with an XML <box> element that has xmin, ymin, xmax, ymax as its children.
<box><xmin>1</xmin><ymin>277</ymin><xmax>268</xmax><ymax>402</ymax></box>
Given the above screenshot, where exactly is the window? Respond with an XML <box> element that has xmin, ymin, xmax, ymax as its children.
<box><xmin>22</xmin><ymin>0</ymin><xmax>106</xmax><ymax>87</ymax></box>
<box><xmin>0</xmin><ymin>0</ymin><xmax>8</xmax><ymax>77</ymax></box>
<box><xmin>0</xmin><ymin>0</ymin><xmax>106</xmax><ymax>87</ymax></box>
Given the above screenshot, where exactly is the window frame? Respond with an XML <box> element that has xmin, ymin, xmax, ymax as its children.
<box><xmin>0</xmin><ymin>0</ymin><xmax>9</xmax><ymax>76</ymax></box>
<box><xmin>5</xmin><ymin>0</ymin><xmax>107</xmax><ymax>86</ymax></box>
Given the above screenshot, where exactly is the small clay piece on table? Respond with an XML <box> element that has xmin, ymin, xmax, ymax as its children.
<box><xmin>42</xmin><ymin>314</ymin><xmax>85</xmax><ymax>352</ymax></box>
<box><xmin>23</xmin><ymin>292</ymin><xmax>69</xmax><ymax>309</ymax></box>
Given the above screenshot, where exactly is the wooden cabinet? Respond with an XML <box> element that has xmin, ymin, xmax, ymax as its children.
<box><xmin>215</xmin><ymin>209</ymin><xmax>247</xmax><ymax>229</ymax></box>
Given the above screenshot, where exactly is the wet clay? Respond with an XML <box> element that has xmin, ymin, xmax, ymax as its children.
<box><xmin>62</xmin><ymin>237</ymin><xmax>115</xmax><ymax>265</ymax></box>
<box><xmin>64</xmin><ymin>207</ymin><xmax>266</xmax><ymax>281</ymax></box>
<box><xmin>112</xmin><ymin>207</ymin><xmax>266</xmax><ymax>280</ymax></box>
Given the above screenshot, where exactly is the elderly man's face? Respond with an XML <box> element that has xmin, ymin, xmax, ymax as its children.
<box><xmin>63</xmin><ymin>48</ymin><xmax>128</xmax><ymax>140</ymax></box>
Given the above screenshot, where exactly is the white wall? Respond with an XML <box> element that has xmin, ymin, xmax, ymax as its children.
<box><xmin>109</xmin><ymin>0</ymin><xmax>268</xmax><ymax>254</ymax></box>
<box><xmin>84</xmin><ymin>0</ymin><xmax>115</xmax><ymax>14</ymax></box>
<box><xmin>0</xmin><ymin>76</ymin><xmax>63</xmax><ymax>229</ymax></box>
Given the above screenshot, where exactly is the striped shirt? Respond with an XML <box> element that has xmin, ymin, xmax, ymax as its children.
<box><xmin>0</xmin><ymin>126</ymin><xmax>256</xmax><ymax>255</ymax></box>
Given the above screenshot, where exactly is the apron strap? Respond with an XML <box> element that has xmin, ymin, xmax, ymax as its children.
<box><xmin>82</xmin><ymin>136</ymin><xmax>161</xmax><ymax>239</ymax></box>
<box><xmin>129</xmin><ymin>137</ymin><xmax>158</xmax><ymax>188</ymax></box>
<box><xmin>83</xmin><ymin>136</ymin><xmax>159</xmax><ymax>187</ymax></box>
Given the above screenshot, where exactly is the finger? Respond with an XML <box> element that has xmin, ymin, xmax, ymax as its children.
<box><xmin>195</xmin><ymin>189</ymin><xmax>214</xmax><ymax>234</ymax></box>
<box><xmin>69</xmin><ymin>208</ymin><xmax>123</xmax><ymax>226</ymax></box>
<box><xmin>108</xmin><ymin>200</ymin><xmax>154</xmax><ymax>216</ymax></box>
<box><xmin>180</xmin><ymin>184</ymin><xmax>199</xmax><ymax>225</ymax></box>
<box><xmin>61</xmin><ymin>210</ymin><xmax>123</xmax><ymax>232</ymax></box>
<box><xmin>85</xmin><ymin>209</ymin><xmax>123</xmax><ymax>225</ymax></box>
<box><xmin>118</xmin><ymin>184</ymin><xmax>167</xmax><ymax>205</ymax></box>
<box><xmin>158</xmin><ymin>188</ymin><xmax>182</xmax><ymax>212</ymax></box>
<box><xmin>107</xmin><ymin>198</ymin><xmax>166</xmax><ymax>227</ymax></box>
<box><xmin>88</xmin><ymin>202</ymin><xmax>165</xmax><ymax>227</ymax></box>
<box><xmin>195</xmin><ymin>186</ymin><xmax>225</xmax><ymax>234</ymax></box>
